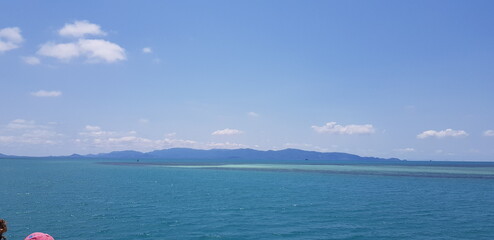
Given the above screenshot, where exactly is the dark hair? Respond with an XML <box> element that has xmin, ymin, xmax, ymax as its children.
<box><xmin>0</xmin><ymin>219</ymin><xmax>6</xmax><ymax>240</ymax></box>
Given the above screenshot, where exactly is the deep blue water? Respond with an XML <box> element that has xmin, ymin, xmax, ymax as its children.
<box><xmin>1</xmin><ymin>158</ymin><xmax>494</xmax><ymax>239</ymax></box>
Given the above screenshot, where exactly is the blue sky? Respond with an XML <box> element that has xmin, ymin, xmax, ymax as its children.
<box><xmin>1</xmin><ymin>1</ymin><xmax>494</xmax><ymax>160</ymax></box>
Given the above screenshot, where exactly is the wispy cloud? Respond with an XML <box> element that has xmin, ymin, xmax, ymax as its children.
<box><xmin>0</xmin><ymin>119</ymin><xmax>62</xmax><ymax>145</ymax></box>
<box><xmin>206</xmin><ymin>142</ymin><xmax>248</xmax><ymax>149</ymax></box>
<box><xmin>248</xmin><ymin>112</ymin><xmax>259</xmax><ymax>117</ymax></box>
<box><xmin>79</xmin><ymin>125</ymin><xmax>114</xmax><ymax>137</ymax></box>
<box><xmin>394</xmin><ymin>147</ymin><xmax>415</xmax><ymax>152</ymax></box>
<box><xmin>312</xmin><ymin>122</ymin><xmax>375</xmax><ymax>135</ymax></box>
<box><xmin>1</xmin><ymin>120</ymin><xmax>253</xmax><ymax>153</ymax></box>
<box><xmin>417</xmin><ymin>129</ymin><xmax>468</xmax><ymax>139</ymax></box>
<box><xmin>7</xmin><ymin>119</ymin><xmax>36</xmax><ymax>130</ymax></box>
<box><xmin>212</xmin><ymin>128</ymin><xmax>244</xmax><ymax>136</ymax></box>
<box><xmin>31</xmin><ymin>90</ymin><xmax>62</xmax><ymax>97</ymax></box>
<box><xmin>166</xmin><ymin>132</ymin><xmax>176</xmax><ymax>138</ymax></box>
<box><xmin>142</xmin><ymin>47</ymin><xmax>152</xmax><ymax>53</ymax></box>
<box><xmin>138</xmin><ymin>118</ymin><xmax>149</xmax><ymax>124</ymax></box>
<box><xmin>22</xmin><ymin>56</ymin><xmax>41</xmax><ymax>65</ymax></box>
<box><xmin>84</xmin><ymin>125</ymin><xmax>101</xmax><ymax>132</ymax></box>
<box><xmin>0</xmin><ymin>27</ymin><xmax>23</xmax><ymax>52</ymax></box>
<box><xmin>76</xmin><ymin>125</ymin><xmax>198</xmax><ymax>152</ymax></box>
<box><xmin>483</xmin><ymin>130</ymin><xmax>494</xmax><ymax>137</ymax></box>
<box><xmin>59</xmin><ymin>20</ymin><xmax>106</xmax><ymax>38</ymax></box>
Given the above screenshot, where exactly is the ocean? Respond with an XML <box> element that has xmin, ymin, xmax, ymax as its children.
<box><xmin>1</xmin><ymin>158</ymin><xmax>494</xmax><ymax>239</ymax></box>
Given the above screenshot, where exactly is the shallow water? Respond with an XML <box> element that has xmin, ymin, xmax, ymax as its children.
<box><xmin>163</xmin><ymin>163</ymin><xmax>494</xmax><ymax>178</ymax></box>
<box><xmin>2</xmin><ymin>159</ymin><xmax>494</xmax><ymax>239</ymax></box>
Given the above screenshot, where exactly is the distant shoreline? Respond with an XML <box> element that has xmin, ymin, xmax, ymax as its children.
<box><xmin>0</xmin><ymin>147</ymin><xmax>402</xmax><ymax>162</ymax></box>
<box><xmin>2</xmin><ymin>147</ymin><xmax>493</xmax><ymax>162</ymax></box>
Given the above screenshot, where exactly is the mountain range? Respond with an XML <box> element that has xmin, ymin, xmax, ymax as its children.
<box><xmin>0</xmin><ymin>148</ymin><xmax>402</xmax><ymax>162</ymax></box>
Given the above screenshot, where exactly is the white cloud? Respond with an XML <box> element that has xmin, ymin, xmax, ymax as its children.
<box><xmin>155</xmin><ymin>138</ymin><xmax>197</xmax><ymax>148</ymax></box>
<box><xmin>37</xmin><ymin>21</ymin><xmax>125</xmax><ymax>63</ymax></box>
<box><xmin>0</xmin><ymin>27</ymin><xmax>23</xmax><ymax>52</ymax></box>
<box><xmin>31</xmin><ymin>90</ymin><xmax>62</xmax><ymax>97</ymax></box>
<box><xmin>0</xmin><ymin>27</ymin><xmax>23</xmax><ymax>42</ymax></box>
<box><xmin>22</xmin><ymin>56</ymin><xmax>41</xmax><ymax>65</ymax></box>
<box><xmin>0</xmin><ymin>119</ymin><xmax>62</xmax><ymax>145</ymax></box>
<box><xmin>248</xmin><ymin>112</ymin><xmax>259</xmax><ymax>117</ymax></box>
<box><xmin>0</xmin><ymin>41</ymin><xmax>19</xmax><ymax>52</ymax></box>
<box><xmin>19</xmin><ymin>129</ymin><xmax>60</xmax><ymax>144</ymax></box>
<box><xmin>59</xmin><ymin>20</ymin><xmax>106</xmax><ymax>38</ymax></box>
<box><xmin>417</xmin><ymin>129</ymin><xmax>468</xmax><ymax>139</ymax></box>
<box><xmin>212</xmin><ymin>128</ymin><xmax>244</xmax><ymax>136</ymax></box>
<box><xmin>284</xmin><ymin>143</ymin><xmax>330</xmax><ymax>152</ymax></box>
<box><xmin>138</xmin><ymin>118</ymin><xmax>149</xmax><ymax>124</ymax></box>
<box><xmin>206</xmin><ymin>142</ymin><xmax>248</xmax><ymax>149</ymax></box>
<box><xmin>37</xmin><ymin>39</ymin><xmax>126</xmax><ymax>63</ymax></box>
<box><xmin>312</xmin><ymin>122</ymin><xmax>375</xmax><ymax>135</ymax></box>
<box><xmin>78</xmin><ymin>39</ymin><xmax>126</xmax><ymax>63</ymax></box>
<box><xmin>0</xmin><ymin>133</ymin><xmax>58</xmax><ymax>145</ymax></box>
<box><xmin>0</xmin><ymin>136</ymin><xmax>14</xmax><ymax>143</ymax></box>
<box><xmin>76</xmin><ymin>125</ymin><xmax>198</xmax><ymax>151</ymax></box>
<box><xmin>166</xmin><ymin>132</ymin><xmax>176</xmax><ymax>138</ymax></box>
<box><xmin>38</xmin><ymin>42</ymin><xmax>80</xmax><ymax>60</ymax></box>
<box><xmin>395</xmin><ymin>148</ymin><xmax>415</xmax><ymax>152</ymax></box>
<box><xmin>106</xmin><ymin>136</ymin><xmax>152</xmax><ymax>144</ymax></box>
<box><xmin>80</xmin><ymin>125</ymin><xmax>114</xmax><ymax>137</ymax></box>
<box><xmin>142</xmin><ymin>47</ymin><xmax>152</xmax><ymax>53</ymax></box>
<box><xmin>7</xmin><ymin>119</ymin><xmax>36</xmax><ymax>130</ymax></box>
<box><xmin>483</xmin><ymin>130</ymin><xmax>494</xmax><ymax>137</ymax></box>
<box><xmin>85</xmin><ymin>125</ymin><xmax>101</xmax><ymax>132</ymax></box>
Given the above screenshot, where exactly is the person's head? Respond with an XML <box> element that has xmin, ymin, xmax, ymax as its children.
<box><xmin>0</xmin><ymin>219</ymin><xmax>6</xmax><ymax>234</ymax></box>
<box><xmin>24</xmin><ymin>232</ymin><xmax>54</xmax><ymax>240</ymax></box>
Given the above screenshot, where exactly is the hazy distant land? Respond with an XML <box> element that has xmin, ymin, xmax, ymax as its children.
<box><xmin>0</xmin><ymin>148</ymin><xmax>401</xmax><ymax>162</ymax></box>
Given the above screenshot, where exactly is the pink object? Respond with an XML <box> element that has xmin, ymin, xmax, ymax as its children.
<box><xmin>24</xmin><ymin>232</ymin><xmax>55</xmax><ymax>240</ymax></box>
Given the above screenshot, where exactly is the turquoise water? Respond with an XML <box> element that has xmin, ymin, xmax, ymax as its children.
<box><xmin>2</xmin><ymin>159</ymin><xmax>494</xmax><ymax>239</ymax></box>
<box><xmin>163</xmin><ymin>163</ymin><xmax>494</xmax><ymax>178</ymax></box>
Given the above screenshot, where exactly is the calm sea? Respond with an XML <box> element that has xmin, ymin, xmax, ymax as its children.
<box><xmin>1</xmin><ymin>158</ymin><xmax>494</xmax><ymax>240</ymax></box>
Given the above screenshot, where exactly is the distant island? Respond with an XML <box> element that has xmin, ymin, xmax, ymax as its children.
<box><xmin>0</xmin><ymin>148</ymin><xmax>402</xmax><ymax>162</ymax></box>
